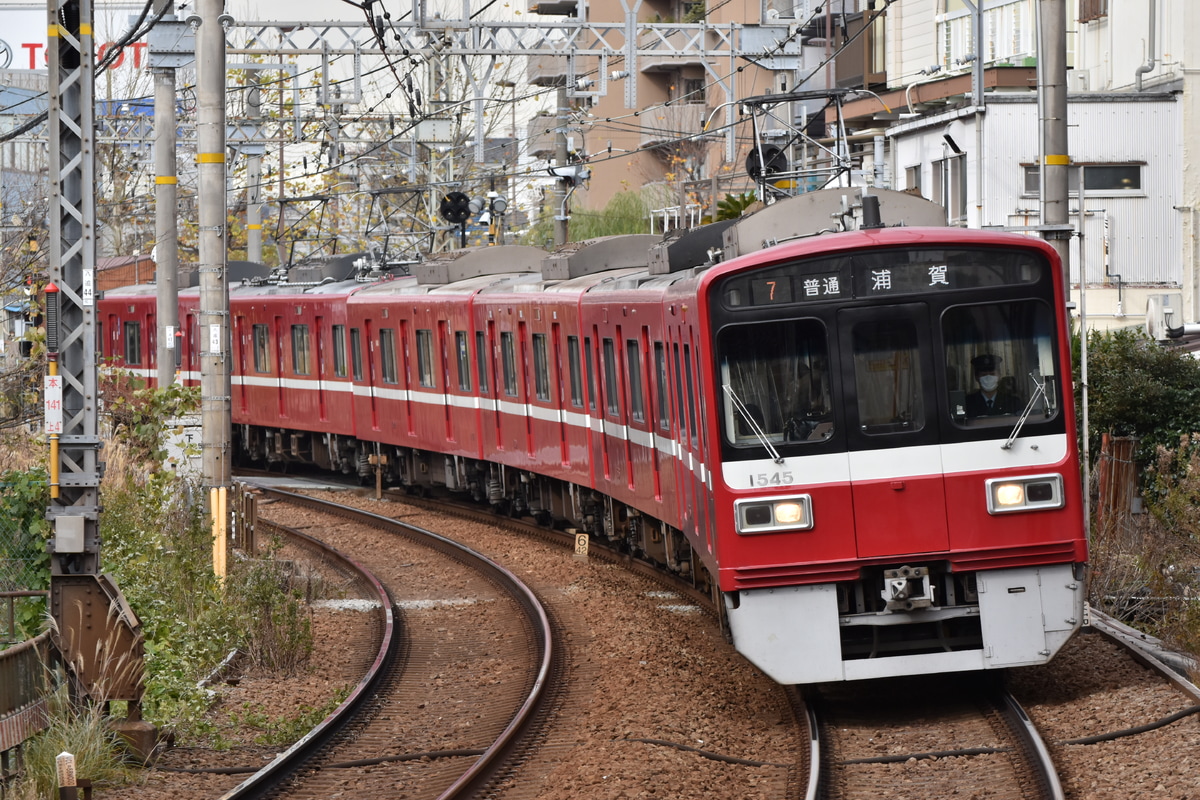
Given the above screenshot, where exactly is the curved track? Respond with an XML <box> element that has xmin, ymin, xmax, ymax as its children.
<box><xmin>219</xmin><ymin>487</ymin><xmax>555</xmax><ymax>800</ymax></box>
<box><xmin>805</xmin><ymin>674</ymin><xmax>1062</xmax><ymax>800</ymax></box>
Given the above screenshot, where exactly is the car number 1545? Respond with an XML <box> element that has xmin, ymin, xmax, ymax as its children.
<box><xmin>750</xmin><ymin>471</ymin><xmax>794</xmax><ymax>487</ymax></box>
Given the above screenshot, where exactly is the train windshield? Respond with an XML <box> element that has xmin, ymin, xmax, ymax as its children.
<box><xmin>718</xmin><ymin>319</ymin><xmax>833</xmax><ymax>445</ymax></box>
<box><xmin>714</xmin><ymin>246</ymin><xmax>1063</xmax><ymax>452</ymax></box>
<box><xmin>943</xmin><ymin>300</ymin><xmax>1059</xmax><ymax>428</ymax></box>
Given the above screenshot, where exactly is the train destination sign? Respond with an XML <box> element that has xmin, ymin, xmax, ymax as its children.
<box><xmin>724</xmin><ymin>248</ymin><xmax>1044</xmax><ymax>309</ymax></box>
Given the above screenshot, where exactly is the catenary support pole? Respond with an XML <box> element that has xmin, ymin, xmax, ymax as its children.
<box><xmin>153</xmin><ymin>6</ymin><xmax>179</xmax><ymax>386</ymax></box>
<box><xmin>1038</xmin><ymin>0</ymin><xmax>1072</xmax><ymax>289</ymax></box>
<box><xmin>197</xmin><ymin>0</ymin><xmax>231</xmax><ymax>573</ymax></box>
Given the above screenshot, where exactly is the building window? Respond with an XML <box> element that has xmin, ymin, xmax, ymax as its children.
<box><xmin>253</xmin><ymin>324</ymin><xmax>270</xmax><ymax>373</ymax></box>
<box><xmin>533</xmin><ymin>333</ymin><xmax>551</xmax><ymax>401</ymax></box>
<box><xmin>1022</xmin><ymin>163</ymin><xmax>1142</xmax><ymax>196</ymax></box>
<box><xmin>379</xmin><ymin>328</ymin><xmax>398</xmax><ymax>384</ymax></box>
<box><xmin>416</xmin><ymin>329</ymin><xmax>435</xmax><ymax>388</ymax></box>
<box><xmin>123</xmin><ymin>321</ymin><xmax>141</xmax><ymax>365</ymax></box>
<box><xmin>1079</xmin><ymin>0</ymin><xmax>1108</xmax><ymax>24</ymax></box>
<box><xmin>933</xmin><ymin>154</ymin><xmax>967</xmax><ymax>223</ymax></box>
<box><xmin>332</xmin><ymin>325</ymin><xmax>347</xmax><ymax>378</ymax></box>
<box><xmin>291</xmin><ymin>324</ymin><xmax>311</xmax><ymax>375</ymax></box>
<box><xmin>905</xmin><ymin>165</ymin><xmax>922</xmax><ymax>196</ymax></box>
<box><xmin>456</xmin><ymin>331</ymin><xmax>472</xmax><ymax>391</ymax></box>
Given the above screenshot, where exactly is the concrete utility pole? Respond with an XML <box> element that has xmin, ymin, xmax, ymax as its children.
<box><xmin>553</xmin><ymin>85</ymin><xmax>569</xmax><ymax>246</ymax></box>
<box><xmin>1038</xmin><ymin>0</ymin><xmax>1072</xmax><ymax>289</ymax></box>
<box><xmin>197</xmin><ymin>0</ymin><xmax>231</xmax><ymax>574</ymax></box>
<box><xmin>153</xmin><ymin>0</ymin><xmax>179</xmax><ymax>387</ymax></box>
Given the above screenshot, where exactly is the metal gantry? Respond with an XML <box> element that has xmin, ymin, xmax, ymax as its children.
<box><xmin>45</xmin><ymin>0</ymin><xmax>147</xmax><ymax>723</ymax></box>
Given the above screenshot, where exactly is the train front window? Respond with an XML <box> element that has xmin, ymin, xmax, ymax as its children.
<box><xmin>718</xmin><ymin>319</ymin><xmax>832</xmax><ymax>447</ymax></box>
<box><xmin>850</xmin><ymin>319</ymin><xmax>924</xmax><ymax>435</ymax></box>
<box><xmin>943</xmin><ymin>300</ymin><xmax>1058</xmax><ymax>428</ymax></box>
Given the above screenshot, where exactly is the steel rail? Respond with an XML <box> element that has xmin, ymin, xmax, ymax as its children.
<box><xmin>238</xmin><ymin>486</ymin><xmax>554</xmax><ymax>800</ymax></box>
<box><xmin>998</xmin><ymin>689</ymin><xmax>1066</xmax><ymax>800</ymax></box>
<box><xmin>217</xmin><ymin>502</ymin><xmax>395</xmax><ymax>800</ymax></box>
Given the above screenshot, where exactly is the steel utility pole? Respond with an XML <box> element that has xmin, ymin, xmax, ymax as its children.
<box><xmin>1038</xmin><ymin>0</ymin><xmax>1072</xmax><ymax>289</ymax></box>
<box><xmin>46</xmin><ymin>0</ymin><xmax>151</xmax><ymax>754</ymax></box>
<box><xmin>553</xmin><ymin>85</ymin><xmax>569</xmax><ymax>246</ymax></box>
<box><xmin>153</xmin><ymin>0</ymin><xmax>179</xmax><ymax>387</ymax></box>
<box><xmin>246</xmin><ymin>82</ymin><xmax>264</xmax><ymax>262</ymax></box>
<box><xmin>197</xmin><ymin>0</ymin><xmax>231</xmax><ymax>575</ymax></box>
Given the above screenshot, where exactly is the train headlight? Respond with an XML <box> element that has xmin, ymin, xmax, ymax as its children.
<box><xmin>986</xmin><ymin>474</ymin><xmax>1064</xmax><ymax>514</ymax></box>
<box><xmin>734</xmin><ymin>495</ymin><xmax>813</xmax><ymax>534</ymax></box>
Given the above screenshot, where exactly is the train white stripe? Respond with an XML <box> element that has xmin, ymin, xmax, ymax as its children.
<box><xmin>169</xmin><ymin>373</ymin><xmax>1068</xmax><ymax>489</ymax></box>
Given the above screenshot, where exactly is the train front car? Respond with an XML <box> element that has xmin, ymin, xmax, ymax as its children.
<box><xmin>705</xmin><ymin>226</ymin><xmax>1086</xmax><ymax>684</ymax></box>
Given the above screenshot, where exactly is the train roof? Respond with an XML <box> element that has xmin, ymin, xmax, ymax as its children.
<box><xmin>100</xmin><ymin>283</ymin><xmax>157</xmax><ymax>299</ymax></box>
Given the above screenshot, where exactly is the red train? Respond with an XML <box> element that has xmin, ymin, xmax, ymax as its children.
<box><xmin>101</xmin><ymin>188</ymin><xmax>1088</xmax><ymax>684</ymax></box>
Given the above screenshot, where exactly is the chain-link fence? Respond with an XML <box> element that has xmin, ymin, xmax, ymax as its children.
<box><xmin>0</xmin><ymin>477</ymin><xmax>50</xmax><ymax>646</ymax></box>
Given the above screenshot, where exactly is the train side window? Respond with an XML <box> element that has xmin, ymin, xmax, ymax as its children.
<box><xmin>332</xmin><ymin>325</ymin><xmax>347</xmax><ymax>378</ymax></box>
<box><xmin>684</xmin><ymin>343</ymin><xmax>698</xmax><ymax>446</ymax></box>
<box><xmin>123</xmin><ymin>321</ymin><xmax>141</xmax><ymax>365</ymax></box>
<box><xmin>567</xmin><ymin>335</ymin><xmax>583</xmax><ymax>408</ymax></box>
<box><xmin>673</xmin><ymin>343</ymin><xmax>686</xmax><ymax>435</ymax></box>
<box><xmin>585</xmin><ymin>336</ymin><xmax>597</xmax><ymax>411</ymax></box>
<box><xmin>350</xmin><ymin>328</ymin><xmax>363</xmax><ymax>381</ymax></box>
<box><xmin>654</xmin><ymin>343</ymin><xmax>670</xmax><ymax>432</ymax></box>
<box><xmin>533</xmin><ymin>333</ymin><xmax>551</xmax><ymax>401</ymax></box>
<box><xmin>455</xmin><ymin>332</ymin><xmax>471</xmax><ymax>391</ymax></box>
<box><xmin>851</xmin><ymin>319</ymin><xmax>923</xmax><ymax>434</ymax></box>
<box><xmin>501</xmin><ymin>331</ymin><xmax>518</xmax><ymax>397</ymax></box>
<box><xmin>253</xmin><ymin>324</ymin><xmax>271</xmax><ymax>373</ymax></box>
<box><xmin>379</xmin><ymin>328</ymin><xmax>398</xmax><ymax>384</ymax></box>
<box><xmin>717</xmin><ymin>319</ymin><xmax>831</xmax><ymax>445</ymax></box>
<box><xmin>291</xmin><ymin>324</ymin><xmax>311</xmax><ymax>375</ymax></box>
<box><xmin>416</xmin><ymin>329</ymin><xmax>435</xmax><ymax>388</ymax></box>
<box><xmin>603</xmin><ymin>338</ymin><xmax>620</xmax><ymax>417</ymax></box>
<box><xmin>475</xmin><ymin>331</ymin><xmax>489</xmax><ymax>393</ymax></box>
<box><xmin>627</xmin><ymin>339</ymin><xmax>645</xmax><ymax>422</ymax></box>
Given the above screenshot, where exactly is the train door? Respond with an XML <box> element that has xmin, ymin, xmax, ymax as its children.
<box><xmin>837</xmin><ymin>303</ymin><xmax>949</xmax><ymax>557</ymax></box>
<box><xmin>552</xmin><ymin>323</ymin><xmax>569</xmax><ymax>466</ymax></box>
<box><xmin>488</xmin><ymin>320</ymin><xmax>503</xmax><ymax>450</ymax></box>
<box><xmin>364</xmin><ymin>322</ymin><xmax>380</xmax><ymax>431</ymax></box>
<box><xmin>586</xmin><ymin>332</ymin><xmax>606</xmax><ymax>477</ymax></box>
<box><xmin>315</xmin><ymin>315</ymin><xmax>327</xmax><ymax>421</ymax></box>
<box><xmin>671</xmin><ymin>337</ymin><xmax>695</xmax><ymax>537</ymax></box>
<box><xmin>519</xmin><ymin>321</ymin><xmax>534</xmax><ymax>455</ymax></box>
<box><xmin>439</xmin><ymin>321</ymin><xmax>453</xmax><ymax>442</ymax></box>
<box><xmin>234</xmin><ymin>316</ymin><xmax>248</xmax><ymax>415</ymax></box>
<box><xmin>683</xmin><ymin>338</ymin><xmax>713</xmax><ymax>554</ymax></box>
<box><xmin>273</xmin><ymin>316</ymin><xmax>286</xmax><ymax>418</ymax></box>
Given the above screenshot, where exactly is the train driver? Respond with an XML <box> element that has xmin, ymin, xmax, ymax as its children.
<box><xmin>965</xmin><ymin>353</ymin><xmax>1022</xmax><ymax>418</ymax></box>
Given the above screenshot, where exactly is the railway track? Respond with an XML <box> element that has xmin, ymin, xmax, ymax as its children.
<box><xmin>219</xmin><ymin>487</ymin><xmax>556</xmax><ymax>800</ymax></box>
<box><xmin>804</xmin><ymin>675</ymin><xmax>1061</xmax><ymax>800</ymax></box>
<box><xmin>187</xmin><ymin>479</ymin><xmax>1200</xmax><ymax>800</ymax></box>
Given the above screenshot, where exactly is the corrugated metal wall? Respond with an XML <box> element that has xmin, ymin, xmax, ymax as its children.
<box><xmin>891</xmin><ymin>94</ymin><xmax>1180</xmax><ymax>287</ymax></box>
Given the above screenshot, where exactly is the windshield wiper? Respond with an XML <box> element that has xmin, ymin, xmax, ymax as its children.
<box><xmin>1002</xmin><ymin>372</ymin><xmax>1049</xmax><ymax>450</ymax></box>
<box><xmin>722</xmin><ymin>384</ymin><xmax>784</xmax><ymax>464</ymax></box>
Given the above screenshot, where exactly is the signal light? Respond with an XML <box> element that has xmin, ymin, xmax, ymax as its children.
<box><xmin>439</xmin><ymin>191</ymin><xmax>472</xmax><ymax>224</ymax></box>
